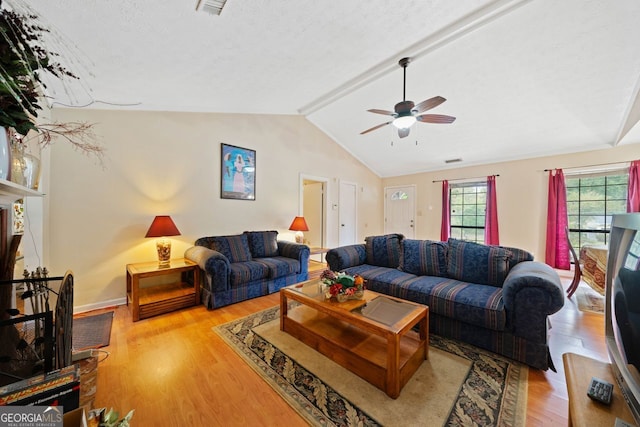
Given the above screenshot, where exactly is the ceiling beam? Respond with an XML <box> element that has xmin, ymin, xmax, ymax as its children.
<box><xmin>614</xmin><ymin>72</ymin><xmax>640</xmax><ymax>145</ymax></box>
<box><xmin>298</xmin><ymin>0</ymin><xmax>533</xmax><ymax>116</ymax></box>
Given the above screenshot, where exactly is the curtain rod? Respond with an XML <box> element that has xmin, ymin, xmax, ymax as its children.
<box><xmin>432</xmin><ymin>174</ymin><xmax>499</xmax><ymax>183</ymax></box>
<box><xmin>543</xmin><ymin>160</ymin><xmax>630</xmax><ymax>172</ymax></box>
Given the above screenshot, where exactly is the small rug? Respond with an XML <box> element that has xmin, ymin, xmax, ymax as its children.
<box><xmin>72</xmin><ymin>311</ymin><xmax>114</xmax><ymax>350</ymax></box>
<box><xmin>576</xmin><ymin>287</ymin><xmax>604</xmax><ymax>314</ymax></box>
<box><xmin>214</xmin><ymin>306</ymin><xmax>528</xmax><ymax>426</ymax></box>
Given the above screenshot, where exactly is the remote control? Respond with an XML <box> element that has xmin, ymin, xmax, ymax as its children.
<box><xmin>587</xmin><ymin>377</ymin><xmax>613</xmax><ymax>405</ymax></box>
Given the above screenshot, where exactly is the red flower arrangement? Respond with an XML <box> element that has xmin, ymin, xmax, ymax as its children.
<box><xmin>320</xmin><ymin>269</ymin><xmax>366</xmax><ymax>299</ymax></box>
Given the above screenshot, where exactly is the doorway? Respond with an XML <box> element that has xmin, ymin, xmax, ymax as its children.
<box><xmin>384</xmin><ymin>185</ymin><xmax>416</xmax><ymax>238</ymax></box>
<box><xmin>339</xmin><ymin>181</ymin><xmax>357</xmax><ymax>246</ymax></box>
<box><xmin>300</xmin><ymin>175</ymin><xmax>328</xmax><ymax>262</ymax></box>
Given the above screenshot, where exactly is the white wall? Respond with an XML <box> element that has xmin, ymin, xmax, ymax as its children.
<box><xmin>381</xmin><ymin>143</ymin><xmax>640</xmax><ymax>259</ymax></box>
<box><xmin>46</xmin><ymin>109</ymin><xmax>383</xmax><ymax>310</ymax></box>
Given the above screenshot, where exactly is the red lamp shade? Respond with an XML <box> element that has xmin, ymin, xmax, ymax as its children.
<box><xmin>145</xmin><ymin>216</ymin><xmax>181</xmax><ymax>267</ymax></box>
<box><xmin>289</xmin><ymin>216</ymin><xmax>308</xmax><ymax>244</ymax></box>
<box><xmin>288</xmin><ymin>216</ymin><xmax>309</xmax><ymax>232</ymax></box>
<box><xmin>145</xmin><ymin>216</ymin><xmax>181</xmax><ymax>238</ymax></box>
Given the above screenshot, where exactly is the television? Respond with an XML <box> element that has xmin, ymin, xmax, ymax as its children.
<box><xmin>606</xmin><ymin>213</ymin><xmax>640</xmax><ymax>424</ymax></box>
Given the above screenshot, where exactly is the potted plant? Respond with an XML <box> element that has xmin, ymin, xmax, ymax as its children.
<box><xmin>0</xmin><ymin>1</ymin><xmax>102</xmax><ymax>179</ymax></box>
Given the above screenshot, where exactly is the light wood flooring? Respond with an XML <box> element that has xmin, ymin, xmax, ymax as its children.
<box><xmin>86</xmin><ymin>264</ymin><xmax>606</xmax><ymax>426</ymax></box>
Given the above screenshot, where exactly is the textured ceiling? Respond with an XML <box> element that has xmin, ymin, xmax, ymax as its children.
<box><xmin>12</xmin><ymin>0</ymin><xmax>640</xmax><ymax>177</ymax></box>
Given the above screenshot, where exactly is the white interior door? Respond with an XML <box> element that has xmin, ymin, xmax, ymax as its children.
<box><xmin>339</xmin><ymin>181</ymin><xmax>357</xmax><ymax>246</ymax></box>
<box><xmin>385</xmin><ymin>185</ymin><xmax>416</xmax><ymax>238</ymax></box>
<box><xmin>303</xmin><ymin>180</ymin><xmax>325</xmax><ymax>261</ymax></box>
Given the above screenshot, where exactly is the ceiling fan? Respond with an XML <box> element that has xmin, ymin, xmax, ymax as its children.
<box><xmin>360</xmin><ymin>57</ymin><xmax>456</xmax><ymax>138</ymax></box>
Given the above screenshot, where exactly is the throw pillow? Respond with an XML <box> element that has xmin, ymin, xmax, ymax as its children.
<box><xmin>244</xmin><ymin>231</ymin><xmax>279</xmax><ymax>258</ymax></box>
<box><xmin>447</xmin><ymin>238</ymin><xmax>512</xmax><ymax>287</ymax></box>
<box><xmin>365</xmin><ymin>234</ymin><xmax>403</xmax><ymax>268</ymax></box>
<box><xmin>399</xmin><ymin>239</ymin><xmax>448</xmax><ymax>277</ymax></box>
<box><xmin>210</xmin><ymin>234</ymin><xmax>253</xmax><ymax>263</ymax></box>
<box><xmin>499</xmin><ymin>245</ymin><xmax>534</xmax><ymax>269</ymax></box>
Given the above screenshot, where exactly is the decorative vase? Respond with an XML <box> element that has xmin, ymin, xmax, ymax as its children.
<box><xmin>335</xmin><ymin>289</ymin><xmax>364</xmax><ymax>302</ymax></box>
<box><xmin>0</xmin><ymin>127</ymin><xmax>11</xmax><ymax>181</ymax></box>
<box><xmin>23</xmin><ymin>148</ymin><xmax>41</xmax><ymax>190</ymax></box>
<box><xmin>10</xmin><ymin>137</ymin><xmax>26</xmax><ymax>186</ymax></box>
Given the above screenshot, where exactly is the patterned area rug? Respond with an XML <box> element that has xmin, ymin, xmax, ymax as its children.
<box><xmin>72</xmin><ymin>311</ymin><xmax>114</xmax><ymax>350</ymax></box>
<box><xmin>214</xmin><ymin>306</ymin><xmax>527</xmax><ymax>426</ymax></box>
<box><xmin>576</xmin><ymin>286</ymin><xmax>605</xmax><ymax>314</ymax></box>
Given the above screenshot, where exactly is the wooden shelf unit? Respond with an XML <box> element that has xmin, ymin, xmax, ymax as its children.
<box><xmin>563</xmin><ymin>352</ymin><xmax>636</xmax><ymax>426</ymax></box>
<box><xmin>126</xmin><ymin>258</ymin><xmax>200</xmax><ymax>321</ymax></box>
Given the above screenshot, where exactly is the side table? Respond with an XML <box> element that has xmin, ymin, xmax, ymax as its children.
<box><xmin>126</xmin><ymin>258</ymin><xmax>200</xmax><ymax>321</ymax></box>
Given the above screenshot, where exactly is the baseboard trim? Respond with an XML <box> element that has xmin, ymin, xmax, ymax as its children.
<box><xmin>74</xmin><ymin>297</ymin><xmax>126</xmax><ymax>314</ymax></box>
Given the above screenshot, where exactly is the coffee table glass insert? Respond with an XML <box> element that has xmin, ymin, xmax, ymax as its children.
<box><xmin>280</xmin><ymin>279</ymin><xmax>429</xmax><ymax>398</ymax></box>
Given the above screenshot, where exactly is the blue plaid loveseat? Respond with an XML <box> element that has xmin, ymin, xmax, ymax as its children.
<box><xmin>326</xmin><ymin>234</ymin><xmax>564</xmax><ymax>370</ymax></box>
<box><xmin>185</xmin><ymin>231</ymin><xmax>309</xmax><ymax>309</ymax></box>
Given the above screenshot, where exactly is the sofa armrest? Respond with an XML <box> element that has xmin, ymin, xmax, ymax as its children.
<box><xmin>502</xmin><ymin>261</ymin><xmax>565</xmax><ymax>342</ymax></box>
<box><xmin>277</xmin><ymin>241</ymin><xmax>310</xmax><ymax>275</ymax></box>
<box><xmin>184</xmin><ymin>245</ymin><xmax>231</xmax><ymax>292</ymax></box>
<box><xmin>326</xmin><ymin>244</ymin><xmax>366</xmax><ymax>272</ymax></box>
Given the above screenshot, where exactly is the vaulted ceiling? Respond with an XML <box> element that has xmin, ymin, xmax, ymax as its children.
<box><xmin>17</xmin><ymin>0</ymin><xmax>640</xmax><ymax>177</ymax></box>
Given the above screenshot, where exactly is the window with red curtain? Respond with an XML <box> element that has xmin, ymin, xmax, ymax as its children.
<box><xmin>449</xmin><ymin>181</ymin><xmax>487</xmax><ymax>243</ymax></box>
<box><xmin>484</xmin><ymin>175</ymin><xmax>499</xmax><ymax>245</ymax></box>
<box><xmin>628</xmin><ymin>160</ymin><xmax>640</xmax><ymax>213</ymax></box>
<box><xmin>440</xmin><ymin>180</ymin><xmax>450</xmax><ymax>241</ymax></box>
<box><xmin>546</xmin><ymin>169</ymin><xmax>570</xmax><ymax>269</ymax></box>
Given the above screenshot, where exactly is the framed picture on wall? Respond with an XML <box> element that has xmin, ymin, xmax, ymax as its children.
<box><xmin>220</xmin><ymin>143</ymin><xmax>256</xmax><ymax>200</ymax></box>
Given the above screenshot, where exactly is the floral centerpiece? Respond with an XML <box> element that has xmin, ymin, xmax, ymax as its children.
<box><xmin>320</xmin><ymin>269</ymin><xmax>365</xmax><ymax>302</ymax></box>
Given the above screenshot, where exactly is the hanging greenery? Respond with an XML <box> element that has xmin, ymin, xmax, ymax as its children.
<box><xmin>0</xmin><ymin>1</ymin><xmax>102</xmax><ymax>158</ymax></box>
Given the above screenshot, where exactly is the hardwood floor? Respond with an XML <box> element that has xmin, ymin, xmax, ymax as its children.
<box><xmin>86</xmin><ymin>265</ymin><xmax>605</xmax><ymax>426</ymax></box>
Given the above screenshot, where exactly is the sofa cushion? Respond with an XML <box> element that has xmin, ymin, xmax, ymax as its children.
<box><xmin>447</xmin><ymin>238</ymin><xmax>511</xmax><ymax>287</ymax></box>
<box><xmin>365</xmin><ymin>234</ymin><xmax>403</xmax><ymax>268</ymax></box>
<box><xmin>229</xmin><ymin>260</ymin><xmax>269</xmax><ymax>286</ymax></box>
<box><xmin>342</xmin><ymin>265</ymin><xmax>506</xmax><ymax>331</ymax></box>
<box><xmin>244</xmin><ymin>231</ymin><xmax>279</xmax><ymax>258</ymax></box>
<box><xmin>256</xmin><ymin>256</ymin><xmax>300</xmax><ymax>278</ymax></box>
<box><xmin>210</xmin><ymin>234</ymin><xmax>253</xmax><ymax>263</ymax></box>
<box><xmin>399</xmin><ymin>239</ymin><xmax>448</xmax><ymax>277</ymax></box>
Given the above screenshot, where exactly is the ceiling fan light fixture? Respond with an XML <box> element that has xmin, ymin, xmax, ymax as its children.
<box><xmin>393</xmin><ymin>115</ymin><xmax>416</xmax><ymax>129</ymax></box>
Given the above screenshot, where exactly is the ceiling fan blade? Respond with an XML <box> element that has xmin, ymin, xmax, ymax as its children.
<box><xmin>414</xmin><ymin>96</ymin><xmax>446</xmax><ymax>113</ymax></box>
<box><xmin>416</xmin><ymin>114</ymin><xmax>456</xmax><ymax>124</ymax></box>
<box><xmin>367</xmin><ymin>109</ymin><xmax>396</xmax><ymax>116</ymax></box>
<box><xmin>360</xmin><ymin>121</ymin><xmax>392</xmax><ymax>135</ymax></box>
<box><xmin>398</xmin><ymin>127</ymin><xmax>410</xmax><ymax>138</ymax></box>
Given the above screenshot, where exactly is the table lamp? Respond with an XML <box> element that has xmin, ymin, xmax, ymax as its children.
<box><xmin>288</xmin><ymin>216</ymin><xmax>309</xmax><ymax>244</ymax></box>
<box><xmin>145</xmin><ymin>215</ymin><xmax>181</xmax><ymax>267</ymax></box>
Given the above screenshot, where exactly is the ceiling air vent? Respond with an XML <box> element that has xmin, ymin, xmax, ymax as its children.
<box><xmin>445</xmin><ymin>158</ymin><xmax>462</xmax><ymax>164</ymax></box>
<box><xmin>196</xmin><ymin>0</ymin><xmax>228</xmax><ymax>15</ymax></box>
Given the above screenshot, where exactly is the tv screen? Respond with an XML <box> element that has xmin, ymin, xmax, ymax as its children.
<box><xmin>606</xmin><ymin>213</ymin><xmax>640</xmax><ymax>424</ymax></box>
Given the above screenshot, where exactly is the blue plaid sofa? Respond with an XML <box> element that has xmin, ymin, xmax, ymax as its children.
<box><xmin>326</xmin><ymin>234</ymin><xmax>565</xmax><ymax>370</ymax></box>
<box><xmin>185</xmin><ymin>231</ymin><xmax>309</xmax><ymax>309</ymax></box>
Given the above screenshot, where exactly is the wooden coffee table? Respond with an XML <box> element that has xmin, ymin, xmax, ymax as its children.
<box><xmin>280</xmin><ymin>279</ymin><xmax>428</xmax><ymax>399</ymax></box>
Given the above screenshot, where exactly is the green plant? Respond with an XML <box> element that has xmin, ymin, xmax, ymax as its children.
<box><xmin>0</xmin><ymin>2</ymin><xmax>103</xmax><ymax>159</ymax></box>
<box><xmin>0</xmin><ymin>5</ymin><xmax>74</xmax><ymax>135</ymax></box>
<box><xmin>98</xmin><ymin>408</ymin><xmax>135</xmax><ymax>427</ymax></box>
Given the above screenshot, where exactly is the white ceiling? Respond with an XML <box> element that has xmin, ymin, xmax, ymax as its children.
<box><xmin>14</xmin><ymin>0</ymin><xmax>640</xmax><ymax>177</ymax></box>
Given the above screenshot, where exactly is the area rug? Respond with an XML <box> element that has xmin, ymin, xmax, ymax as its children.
<box><xmin>214</xmin><ymin>306</ymin><xmax>528</xmax><ymax>426</ymax></box>
<box><xmin>72</xmin><ymin>311</ymin><xmax>114</xmax><ymax>350</ymax></box>
<box><xmin>576</xmin><ymin>287</ymin><xmax>604</xmax><ymax>314</ymax></box>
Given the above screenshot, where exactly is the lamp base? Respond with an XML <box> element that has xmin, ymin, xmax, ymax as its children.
<box><xmin>156</xmin><ymin>238</ymin><xmax>171</xmax><ymax>268</ymax></box>
<box><xmin>294</xmin><ymin>231</ymin><xmax>304</xmax><ymax>244</ymax></box>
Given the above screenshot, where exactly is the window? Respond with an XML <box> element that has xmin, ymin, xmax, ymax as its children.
<box><xmin>566</xmin><ymin>171</ymin><xmax>628</xmax><ymax>249</ymax></box>
<box><xmin>390</xmin><ymin>191</ymin><xmax>408</xmax><ymax>200</ymax></box>
<box><xmin>450</xmin><ymin>182</ymin><xmax>486</xmax><ymax>243</ymax></box>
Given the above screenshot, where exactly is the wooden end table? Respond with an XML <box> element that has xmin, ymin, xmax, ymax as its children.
<box><xmin>280</xmin><ymin>279</ymin><xmax>428</xmax><ymax>398</ymax></box>
<box><xmin>126</xmin><ymin>258</ymin><xmax>200</xmax><ymax>321</ymax></box>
